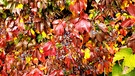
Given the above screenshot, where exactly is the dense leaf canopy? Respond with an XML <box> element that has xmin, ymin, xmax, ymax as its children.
<box><xmin>0</xmin><ymin>0</ymin><xmax>135</xmax><ymax>76</ymax></box>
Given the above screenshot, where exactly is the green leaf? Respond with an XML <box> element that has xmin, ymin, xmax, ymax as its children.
<box><xmin>112</xmin><ymin>63</ymin><xmax>135</xmax><ymax>76</ymax></box>
<box><xmin>14</xmin><ymin>37</ymin><xmax>19</xmax><ymax>45</ymax></box>
<box><xmin>2</xmin><ymin>13</ymin><xmax>6</xmax><ymax>18</ymax></box>
<box><xmin>56</xmin><ymin>43</ymin><xmax>62</xmax><ymax>48</ymax></box>
<box><xmin>37</xmin><ymin>34</ymin><xmax>43</xmax><ymax>43</ymax></box>
<box><xmin>27</xmin><ymin>37</ymin><xmax>31</xmax><ymax>42</ymax></box>
<box><xmin>0</xmin><ymin>0</ymin><xmax>8</xmax><ymax>6</ymax></box>
<box><xmin>124</xmin><ymin>69</ymin><xmax>135</xmax><ymax>76</ymax></box>
<box><xmin>113</xmin><ymin>48</ymin><xmax>132</xmax><ymax>63</ymax></box>
<box><xmin>112</xmin><ymin>63</ymin><xmax>123</xmax><ymax>76</ymax></box>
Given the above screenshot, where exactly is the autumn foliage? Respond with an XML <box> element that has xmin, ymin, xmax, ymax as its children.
<box><xmin>0</xmin><ymin>0</ymin><xmax>135</xmax><ymax>76</ymax></box>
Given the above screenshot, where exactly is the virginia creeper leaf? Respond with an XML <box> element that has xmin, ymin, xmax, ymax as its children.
<box><xmin>121</xmin><ymin>19</ymin><xmax>133</xmax><ymax>27</ymax></box>
<box><xmin>75</xmin><ymin>19</ymin><xmax>91</xmax><ymax>33</ymax></box>
<box><xmin>113</xmin><ymin>48</ymin><xmax>132</xmax><ymax>63</ymax></box>
<box><xmin>127</xmin><ymin>4</ymin><xmax>135</xmax><ymax>17</ymax></box>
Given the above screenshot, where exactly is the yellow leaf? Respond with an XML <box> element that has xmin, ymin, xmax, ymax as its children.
<box><xmin>121</xmin><ymin>40</ymin><xmax>125</xmax><ymax>45</ymax></box>
<box><xmin>26</xmin><ymin>56</ymin><xmax>31</xmax><ymax>64</ymax></box>
<box><xmin>115</xmin><ymin>13</ymin><xmax>121</xmax><ymax>17</ymax></box>
<box><xmin>89</xmin><ymin>14</ymin><xmax>94</xmax><ymax>19</ymax></box>
<box><xmin>114</xmin><ymin>24</ymin><xmax>119</xmax><ymax>30</ymax></box>
<box><xmin>40</xmin><ymin>49</ymin><xmax>44</xmax><ymax>53</ymax></box>
<box><xmin>34</xmin><ymin>57</ymin><xmax>38</xmax><ymax>60</ymax></box>
<box><xmin>114</xmin><ymin>43</ymin><xmax>118</xmax><ymax>47</ymax></box>
<box><xmin>40</xmin><ymin>66</ymin><xmax>46</xmax><ymax>71</ymax></box>
<box><xmin>123</xmin><ymin>13</ymin><xmax>129</xmax><ymax>18</ymax></box>
<box><xmin>118</xmin><ymin>31</ymin><xmax>120</xmax><ymax>35</ymax></box>
<box><xmin>16</xmin><ymin>4</ymin><xmax>23</xmax><ymax>9</ymax></box>
<box><xmin>30</xmin><ymin>29</ymin><xmax>35</xmax><ymax>36</ymax></box>
<box><xmin>0</xmin><ymin>48</ymin><xmax>3</xmax><ymax>52</ymax></box>
<box><xmin>84</xmin><ymin>48</ymin><xmax>90</xmax><ymax>59</ymax></box>
<box><xmin>60</xmin><ymin>5</ymin><xmax>65</xmax><ymax>11</ymax></box>
<box><xmin>42</xmin><ymin>31</ymin><xmax>46</xmax><ymax>38</ymax></box>
<box><xmin>24</xmin><ymin>15</ymin><xmax>29</xmax><ymax>19</ymax></box>
<box><xmin>15</xmin><ymin>51</ymin><xmax>19</xmax><ymax>55</ymax></box>
<box><xmin>14</xmin><ymin>37</ymin><xmax>17</xmax><ymax>41</ymax></box>
<box><xmin>103</xmin><ymin>42</ymin><xmax>110</xmax><ymax>50</ymax></box>
<box><xmin>20</xmin><ymin>18</ymin><xmax>23</xmax><ymax>23</ymax></box>
<box><xmin>81</xmin><ymin>49</ymin><xmax>85</xmax><ymax>53</ymax></box>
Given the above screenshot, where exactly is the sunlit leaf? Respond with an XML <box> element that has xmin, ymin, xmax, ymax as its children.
<box><xmin>16</xmin><ymin>3</ymin><xmax>23</xmax><ymax>9</ymax></box>
<box><xmin>30</xmin><ymin>28</ymin><xmax>35</xmax><ymax>36</ymax></box>
<box><xmin>42</xmin><ymin>31</ymin><xmax>46</xmax><ymax>38</ymax></box>
<box><xmin>26</xmin><ymin>56</ymin><xmax>31</xmax><ymax>64</ymax></box>
<box><xmin>84</xmin><ymin>48</ymin><xmax>90</xmax><ymax>59</ymax></box>
<box><xmin>124</xmin><ymin>54</ymin><xmax>135</xmax><ymax>67</ymax></box>
<box><xmin>113</xmin><ymin>48</ymin><xmax>132</xmax><ymax>63</ymax></box>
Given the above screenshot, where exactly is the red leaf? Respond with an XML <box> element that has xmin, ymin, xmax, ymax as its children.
<box><xmin>69</xmin><ymin>2</ymin><xmax>80</xmax><ymax>15</ymax></box>
<box><xmin>34</xmin><ymin>17</ymin><xmax>41</xmax><ymax>22</ymax></box>
<box><xmin>31</xmin><ymin>8</ymin><xmax>37</xmax><ymax>13</ymax></box>
<box><xmin>38</xmin><ymin>53</ymin><xmax>45</xmax><ymax>62</ymax></box>
<box><xmin>121</xmin><ymin>18</ymin><xmax>133</xmax><ymax>27</ymax></box>
<box><xmin>0</xmin><ymin>70</ymin><xmax>8</xmax><ymax>76</ymax></box>
<box><xmin>53</xmin><ymin>20</ymin><xmax>66</xmax><ymax>36</ymax></box>
<box><xmin>75</xmin><ymin>19</ymin><xmax>91</xmax><ymax>33</ymax></box>
<box><xmin>70</xmin><ymin>29</ymin><xmax>80</xmax><ymax>38</ymax></box>
<box><xmin>49</xmin><ymin>70</ymin><xmax>59</xmax><ymax>76</ymax></box>
<box><xmin>80</xmin><ymin>12</ymin><xmax>89</xmax><ymax>19</ymax></box>
<box><xmin>64</xmin><ymin>57</ymin><xmax>71</xmax><ymax>68</ymax></box>
<box><xmin>43</xmin><ymin>41</ymin><xmax>56</xmax><ymax>56</ymax></box>
<box><xmin>5</xmin><ymin>55</ymin><xmax>15</xmax><ymax>73</ymax></box>
<box><xmin>120</xmin><ymin>29</ymin><xmax>127</xmax><ymax>36</ymax></box>
<box><xmin>51</xmin><ymin>47</ymin><xmax>56</xmax><ymax>56</ymax></box>
<box><xmin>69</xmin><ymin>0</ymin><xmax>87</xmax><ymax>16</ymax></box>
<box><xmin>52</xmin><ymin>20</ymin><xmax>60</xmax><ymax>25</ymax></box>
<box><xmin>70</xmin><ymin>17</ymin><xmax>79</xmax><ymax>24</ymax></box>
<box><xmin>54</xmin><ymin>24</ymin><xmax>64</xmax><ymax>35</ymax></box>
<box><xmin>127</xmin><ymin>4</ymin><xmax>135</xmax><ymax>17</ymax></box>
<box><xmin>79</xmin><ymin>0</ymin><xmax>87</xmax><ymax>10</ymax></box>
<box><xmin>12</xmin><ymin>26</ymin><xmax>19</xmax><ymax>36</ymax></box>
<box><xmin>6</xmin><ymin>32</ymin><xmax>13</xmax><ymax>41</ymax></box>
<box><xmin>49</xmin><ymin>70</ymin><xmax>64</xmax><ymax>76</ymax></box>
<box><xmin>43</xmin><ymin>41</ymin><xmax>52</xmax><ymax>51</ymax></box>
<box><xmin>0</xmin><ymin>51</ymin><xmax>5</xmax><ymax>60</ymax></box>
<box><xmin>0</xmin><ymin>38</ymin><xmax>6</xmax><ymax>48</ymax></box>
<box><xmin>29</xmin><ymin>68</ymin><xmax>43</xmax><ymax>76</ymax></box>
<box><xmin>98</xmin><ymin>23</ymin><xmax>108</xmax><ymax>32</ymax></box>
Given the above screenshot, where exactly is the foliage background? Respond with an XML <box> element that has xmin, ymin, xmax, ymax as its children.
<box><xmin>0</xmin><ymin>0</ymin><xmax>135</xmax><ymax>76</ymax></box>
